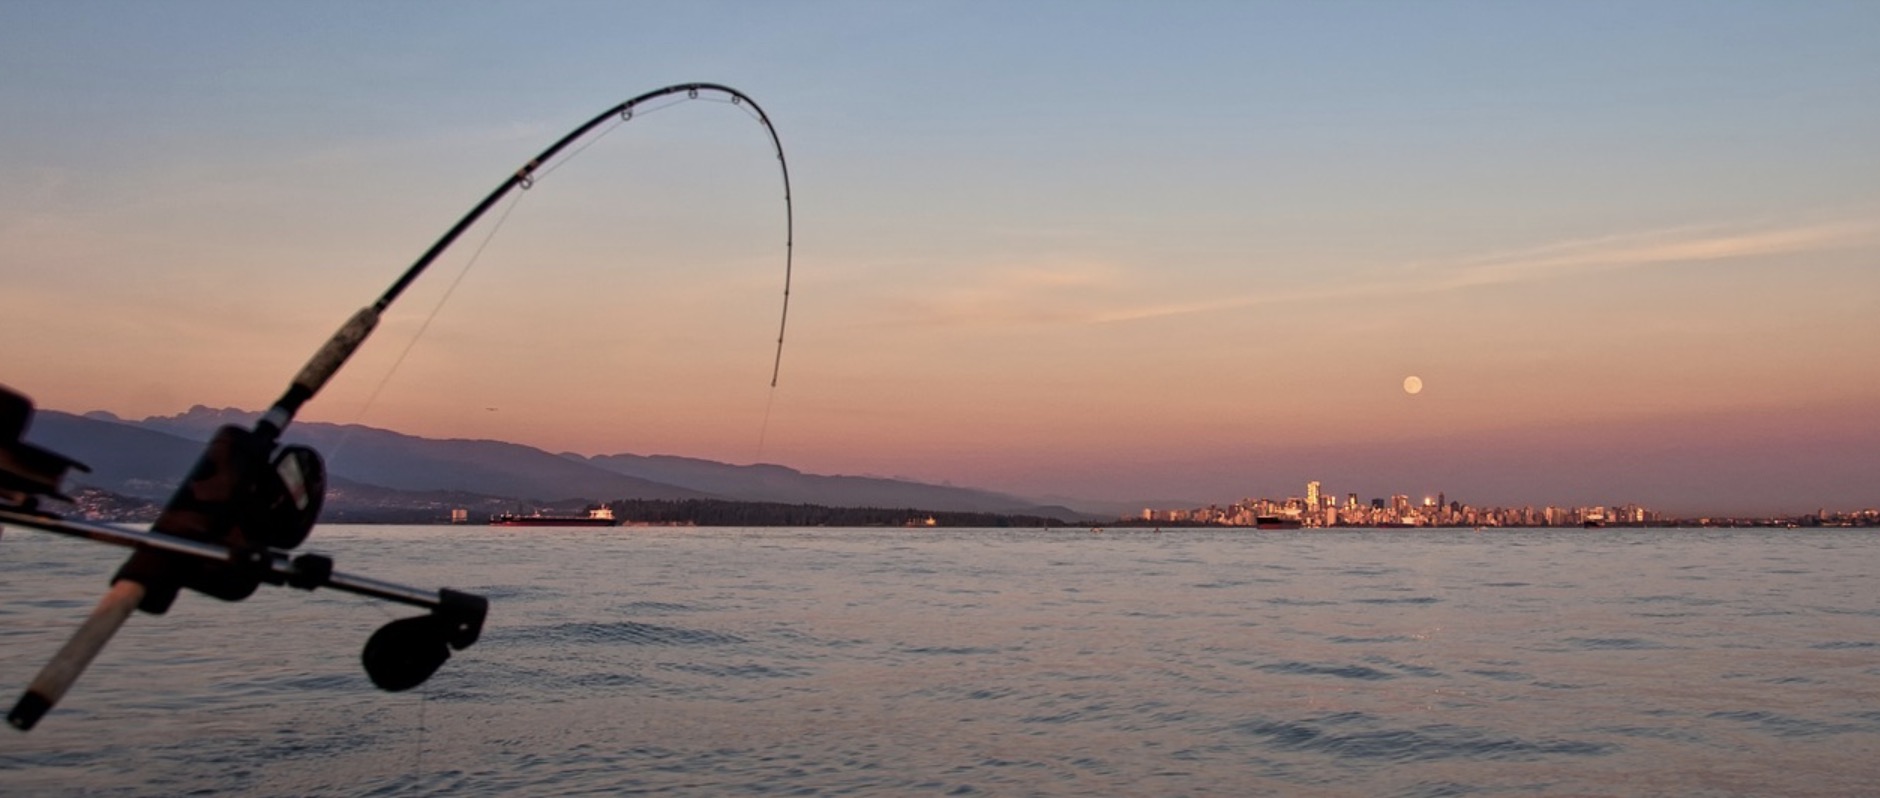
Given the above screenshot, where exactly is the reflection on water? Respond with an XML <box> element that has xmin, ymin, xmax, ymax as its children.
<box><xmin>3</xmin><ymin>526</ymin><xmax>1877</xmax><ymax>795</ymax></box>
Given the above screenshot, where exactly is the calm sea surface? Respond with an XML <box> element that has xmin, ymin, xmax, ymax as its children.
<box><xmin>3</xmin><ymin>525</ymin><xmax>1877</xmax><ymax>796</ymax></box>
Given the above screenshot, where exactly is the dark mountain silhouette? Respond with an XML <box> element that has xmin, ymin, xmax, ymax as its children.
<box><xmin>119</xmin><ymin>406</ymin><xmax>703</xmax><ymax>503</ymax></box>
<box><xmin>27</xmin><ymin>411</ymin><xmax>202</xmax><ymax>499</ymax></box>
<box><xmin>29</xmin><ymin>406</ymin><xmax>1095</xmax><ymax>520</ymax></box>
<box><xmin>574</xmin><ymin>452</ymin><xmax>1080</xmax><ymax>517</ymax></box>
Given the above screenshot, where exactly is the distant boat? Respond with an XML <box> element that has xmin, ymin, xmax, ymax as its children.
<box><xmin>1255</xmin><ymin>516</ymin><xmax>1303</xmax><ymax>530</ymax></box>
<box><xmin>490</xmin><ymin>506</ymin><xmax>620</xmax><ymax>527</ymax></box>
<box><xmin>1583</xmin><ymin>519</ymin><xmax>1605</xmax><ymax>529</ymax></box>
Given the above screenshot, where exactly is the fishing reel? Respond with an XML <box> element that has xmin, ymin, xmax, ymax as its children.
<box><xmin>2</xmin><ymin>386</ymin><xmax>487</xmax><ymax>730</ymax></box>
<box><xmin>116</xmin><ymin>423</ymin><xmax>330</xmax><ymax>612</ymax></box>
<box><xmin>113</xmin><ymin>421</ymin><xmax>488</xmax><ymax>691</ymax></box>
<box><xmin>362</xmin><ymin>590</ymin><xmax>488</xmax><ymax>691</ymax></box>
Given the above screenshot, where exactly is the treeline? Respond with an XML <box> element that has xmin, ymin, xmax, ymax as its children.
<box><xmin>606</xmin><ymin>498</ymin><xmax>1067</xmax><ymax>528</ymax></box>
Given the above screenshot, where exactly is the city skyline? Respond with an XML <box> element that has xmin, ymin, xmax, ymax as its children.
<box><xmin>2</xmin><ymin>3</ymin><xmax>1876</xmax><ymax>517</ymax></box>
<box><xmin>1139</xmin><ymin>479</ymin><xmax>1880</xmax><ymax>529</ymax></box>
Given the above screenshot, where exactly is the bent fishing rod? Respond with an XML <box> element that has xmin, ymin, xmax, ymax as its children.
<box><xmin>3</xmin><ymin>82</ymin><xmax>794</xmax><ymax>731</ymax></box>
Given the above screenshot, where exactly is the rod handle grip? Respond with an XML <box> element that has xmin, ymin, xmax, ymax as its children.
<box><xmin>8</xmin><ymin>579</ymin><xmax>145</xmax><ymax>731</ymax></box>
<box><xmin>291</xmin><ymin>307</ymin><xmax>380</xmax><ymax>399</ymax></box>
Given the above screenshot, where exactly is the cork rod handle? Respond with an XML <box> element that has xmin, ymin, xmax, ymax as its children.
<box><xmin>8</xmin><ymin>579</ymin><xmax>145</xmax><ymax>730</ymax></box>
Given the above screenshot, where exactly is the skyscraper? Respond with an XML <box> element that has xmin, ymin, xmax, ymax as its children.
<box><xmin>1306</xmin><ymin>481</ymin><xmax>1321</xmax><ymax>509</ymax></box>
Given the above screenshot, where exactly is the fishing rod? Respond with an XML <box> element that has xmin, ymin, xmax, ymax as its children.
<box><xmin>2</xmin><ymin>82</ymin><xmax>794</xmax><ymax>731</ymax></box>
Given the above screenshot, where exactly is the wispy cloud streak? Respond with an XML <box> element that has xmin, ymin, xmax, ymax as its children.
<box><xmin>1094</xmin><ymin>219</ymin><xmax>1876</xmax><ymax>324</ymax></box>
<box><xmin>874</xmin><ymin>217</ymin><xmax>1873</xmax><ymax>329</ymax></box>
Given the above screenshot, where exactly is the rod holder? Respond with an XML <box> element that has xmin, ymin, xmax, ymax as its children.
<box><xmin>1</xmin><ymin>508</ymin><xmax>489</xmax><ymax>731</ymax></box>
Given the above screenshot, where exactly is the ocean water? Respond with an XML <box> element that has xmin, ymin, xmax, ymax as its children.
<box><xmin>2</xmin><ymin>525</ymin><xmax>1877</xmax><ymax>796</ymax></box>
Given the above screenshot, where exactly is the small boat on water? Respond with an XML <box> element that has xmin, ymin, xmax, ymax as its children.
<box><xmin>490</xmin><ymin>505</ymin><xmax>620</xmax><ymax>527</ymax></box>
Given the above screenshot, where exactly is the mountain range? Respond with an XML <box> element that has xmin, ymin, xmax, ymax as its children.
<box><xmin>25</xmin><ymin>406</ymin><xmax>1093</xmax><ymax>521</ymax></box>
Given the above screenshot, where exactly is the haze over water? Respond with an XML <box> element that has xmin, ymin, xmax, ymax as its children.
<box><xmin>4</xmin><ymin>525</ymin><xmax>1876</xmax><ymax>795</ymax></box>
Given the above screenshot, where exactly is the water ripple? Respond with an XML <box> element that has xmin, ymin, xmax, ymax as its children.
<box><xmin>1235</xmin><ymin>714</ymin><xmax>1618</xmax><ymax>762</ymax></box>
<box><xmin>616</xmin><ymin>600</ymin><xmax>703</xmax><ymax>614</ymax></box>
<box><xmin>659</xmin><ymin>662</ymin><xmax>810</xmax><ymax>680</ymax></box>
<box><xmin>1352</xmin><ymin>596</ymin><xmax>1442</xmax><ymax>605</ymax></box>
<box><xmin>1564</xmin><ymin>637</ymin><xmax>1668</xmax><ymax>650</ymax></box>
<box><xmin>1707</xmin><ymin>710</ymin><xmax>1880</xmax><ymax>738</ymax></box>
<box><xmin>1255</xmin><ymin>660</ymin><xmax>1396</xmax><ymax>681</ymax></box>
<box><xmin>1464</xmin><ymin>668</ymin><xmax>1533</xmax><ymax>682</ymax></box>
<box><xmin>503</xmin><ymin>620</ymin><xmax>746</xmax><ymax>647</ymax></box>
<box><xmin>1266</xmin><ymin>597</ymin><xmax>1339</xmax><ymax>607</ymax></box>
<box><xmin>1327</xmin><ymin>634</ymin><xmax>1413</xmax><ymax>644</ymax></box>
<box><xmin>1810</xmin><ymin>640</ymin><xmax>1878</xmax><ymax>650</ymax></box>
<box><xmin>897</xmin><ymin>645</ymin><xmax>1002</xmax><ymax>656</ymax></box>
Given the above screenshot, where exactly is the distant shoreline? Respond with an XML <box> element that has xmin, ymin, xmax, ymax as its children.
<box><xmin>55</xmin><ymin>487</ymin><xmax>1878</xmax><ymax>530</ymax></box>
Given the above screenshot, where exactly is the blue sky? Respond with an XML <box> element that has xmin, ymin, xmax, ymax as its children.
<box><xmin>3</xmin><ymin>1</ymin><xmax>1877</xmax><ymax>514</ymax></box>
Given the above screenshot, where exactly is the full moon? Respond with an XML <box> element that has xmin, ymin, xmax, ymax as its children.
<box><xmin>1403</xmin><ymin>375</ymin><xmax>1424</xmax><ymax>395</ymax></box>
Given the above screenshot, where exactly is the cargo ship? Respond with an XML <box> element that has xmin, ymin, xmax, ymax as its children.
<box><xmin>489</xmin><ymin>505</ymin><xmax>620</xmax><ymax>527</ymax></box>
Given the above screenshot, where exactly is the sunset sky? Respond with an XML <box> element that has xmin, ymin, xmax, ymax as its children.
<box><xmin>2</xmin><ymin>2</ymin><xmax>1876</xmax><ymax>515</ymax></box>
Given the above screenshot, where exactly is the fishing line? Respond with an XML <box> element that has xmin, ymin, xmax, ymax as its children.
<box><xmin>529</xmin><ymin>90</ymin><xmax>793</xmax><ymax>389</ymax></box>
<box><xmin>753</xmin><ymin>383</ymin><xmax>780</xmax><ymax>464</ymax></box>
<box><xmin>528</xmin><ymin>95</ymin><xmax>692</xmax><ymax>184</ymax></box>
<box><xmin>330</xmin><ymin>190</ymin><xmax>528</xmax><ymax>463</ymax></box>
<box><xmin>413</xmin><ymin>683</ymin><xmax>429</xmax><ymax>793</ymax></box>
